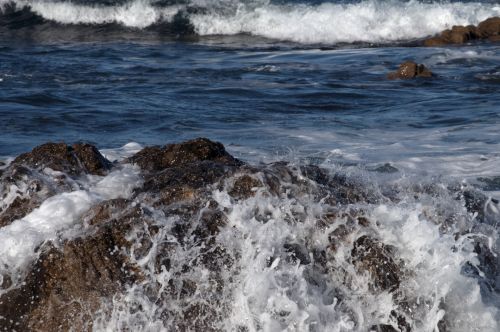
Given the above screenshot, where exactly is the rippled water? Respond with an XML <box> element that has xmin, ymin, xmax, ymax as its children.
<box><xmin>1</xmin><ymin>1</ymin><xmax>500</xmax><ymax>331</ymax></box>
<box><xmin>1</xmin><ymin>40</ymin><xmax>499</xmax><ymax>179</ymax></box>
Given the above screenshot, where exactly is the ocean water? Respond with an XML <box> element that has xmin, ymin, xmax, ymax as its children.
<box><xmin>1</xmin><ymin>0</ymin><xmax>500</xmax><ymax>331</ymax></box>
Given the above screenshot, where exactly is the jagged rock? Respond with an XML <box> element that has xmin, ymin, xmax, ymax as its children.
<box><xmin>351</xmin><ymin>235</ymin><xmax>401</xmax><ymax>292</ymax></box>
<box><xmin>127</xmin><ymin>137</ymin><xmax>241</xmax><ymax>172</ymax></box>
<box><xmin>0</xmin><ymin>143</ymin><xmax>112</xmax><ymax>229</ymax></box>
<box><xmin>387</xmin><ymin>61</ymin><xmax>432</xmax><ymax>80</ymax></box>
<box><xmin>424</xmin><ymin>25</ymin><xmax>479</xmax><ymax>46</ymax></box>
<box><xmin>424</xmin><ymin>17</ymin><xmax>500</xmax><ymax>46</ymax></box>
<box><xmin>0</xmin><ymin>201</ymin><xmax>145</xmax><ymax>331</ymax></box>
<box><xmin>0</xmin><ymin>138</ymin><xmax>467</xmax><ymax>331</ymax></box>
<box><xmin>228</xmin><ymin>174</ymin><xmax>263</xmax><ymax>200</ymax></box>
<box><xmin>12</xmin><ymin>142</ymin><xmax>112</xmax><ymax>176</ymax></box>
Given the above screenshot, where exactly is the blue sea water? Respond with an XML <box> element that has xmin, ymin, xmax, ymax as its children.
<box><xmin>2</xmin><ymin>1</ymin><xmax>500</xmax><ymax>331</ymax></box>
<box><xmin>0</xmin><ymin>0</ymin><xmax>499</xmax><ymax>175</ymax></box>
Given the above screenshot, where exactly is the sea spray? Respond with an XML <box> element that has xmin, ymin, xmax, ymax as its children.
<box><xmin>1</xmin><ymin>0</ymin><xmax>499</xmax><ymax>43</ymax></box>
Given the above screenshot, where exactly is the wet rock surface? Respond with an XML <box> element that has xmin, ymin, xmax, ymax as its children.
<box><xmin>387</xmin><ymin>61</ymin><xmax>432</xmax><ymax>80</ymax></box>
<box><xmin>127</xmin><ymin>137</ymin><xmax>241</xmax><ymax>172</ymax></box>
<box><xmin>0</xmin><ymin>142</ymin><xmax>113</xmax><ymax>228</ymax></box>
<box><xmin>423</xmin><ymin>16</ymin><xmax>500</xmax><ymax>46</ymax></box>
<box><xmin>13</xmin><ymin>142</ymin><xmax>112</xmax><ymax>176</ymax></box>
<box><xmin>0</xmin><ymin>138</ymin><xmax>497</xmax><ymax>331</ymax></box>
<box><xmin>0</xmin><ymin>200</ymin><xmax>145</xmax><ymax>331</ymax></box>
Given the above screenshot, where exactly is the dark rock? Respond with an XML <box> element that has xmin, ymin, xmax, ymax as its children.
<box><xmin>128</xmin><ymin>137</ymin><xmax>241</xmax><ymax>172</ymax></box>
<box><xmin>370</xmin><ymin>324</ymin><xmax>398</xmax><ymax>332</ymax></box>
<box><xmin>351</xmin><ymin>235</ymin><xmax>401</xmax><ymax>292</ymax></box>
<box><xmin>0</xmin><ymin>165</ymin><xmax>66</xmax><ymax>228</ymax></box>
<box><xmin>424</xmin><ymin>25</ymin><xmax>479</xmax><ymax>46</ymax></box>
<box><xmin>12</xmin><ymin>142</ymin><xmax>112</xmax><ymax>176</ymax></box>
<box><xmin>193</xmin><ymin>209</ymin><xmax>228</xmax><ymax>241</ymax></box>
<box><xmin>284</xmin><ymin>243</ymin><xmax>311</xmax><ymax>265</ymax></box>
<box><xmin>228</xmin><ymin>175</ymin><xmax>263</xmax><ymax>200</ymax></box>
<box><xmin>477</xmin><ymin>17</ymin><xmax>500</xmax><ymax>38</ymax></box>
<box><xmin>387</xmin><ymin>61</ymin><xmax>432</xmax><ymax>80</ymax></box>
<box><xmin>0</xmin><ymin>138</ymin><xmax>433</xmax><ymax>331</ymax></box>
<box><xmin>371</xmin><ymin>163</ymin><xmax>399</xmax><ymax>174</ymax></box>
<box><xmin>0</xmin><ymin>197</ymin><xmax>34</xmax><ymax>228</ymax></box>
<box><xmin>0</xmin><ymin>142</ymin><xmax>111</xmax><ymax>229</ymax></box>
<box><xmin>424</xmin><ymin>17</ymin><xmax>500</xmax><ymax>46</ymax></box>
<box><xmin>488</xmin><ymin>35</ymin><xmax>500</xmax><ymax>42</ymax></box>
<box><xmin>0</xmin><ymin>201</ymin><xmax>145</xmax><ymax>331</ymax></box>
<box><xmin>72</xmin><ymin>143</ymin><xmax>113</xmax><ymax>175</ymax></box>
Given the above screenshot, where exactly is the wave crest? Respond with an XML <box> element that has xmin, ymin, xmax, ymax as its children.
<box><xmin>1</xmin><ymin>0</ymin><xmax>499</xmax><ymax>44</ymax></box>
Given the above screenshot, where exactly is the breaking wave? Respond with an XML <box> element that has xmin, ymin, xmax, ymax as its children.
<box><xmin>1</xmin><ymin>139</ymin><xmax>500</xmax><ymax>331</ymax></box>
<box><xmin>1</xmin><ymin>0</ymin><xmax>499</xmax><ymax>43</ymax></box>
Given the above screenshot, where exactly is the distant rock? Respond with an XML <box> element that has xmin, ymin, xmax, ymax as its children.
<box><xmin>477</xmin><ymin>17</ymin><xmax>500</xmax><ymax>38</ymax></box>
<box><xmin>424</xmin><ymin>16</ymin><xmax>500</xmax><ymax>46</ymax></box>
<box><xmin>387</xmin><ymin>61</ymin><xmax>432</xmax><ymax>80</ymax></box>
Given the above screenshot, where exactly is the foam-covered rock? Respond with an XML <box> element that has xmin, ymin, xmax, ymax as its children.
<box><xmin>0</xmin><ymin>138</ymin><xmax>495</xmax><ymax>331</ymax></box>
<box><xmin>0</xmin><ymin>143</ymin><xmax>112</xmax><ymax>228</ymax></box>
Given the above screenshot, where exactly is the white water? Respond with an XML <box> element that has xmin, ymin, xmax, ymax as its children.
<box><xmin>87</xmin><ymin>158</ymin><xmax>500</xmax><ymax>331</ymax></box>
<box><xmin>0</xmin><ymin>164</ymin><xmax>142</xmax><ymax>290</ymax></box>
<box><xmin>1</xmin><ymin>0</ymin><xmax>500</xmax><ymax>43</ymax></box>
<box><xmin>1</xmin><ymin>142</ymin><xmax>500</xmax><ymax>330</ymax></box>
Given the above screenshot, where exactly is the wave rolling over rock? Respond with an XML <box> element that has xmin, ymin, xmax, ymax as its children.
<box><xmin>1</xmin><ymin>138</ymin><xmax>499</xmax><ymax>331</ymax></box>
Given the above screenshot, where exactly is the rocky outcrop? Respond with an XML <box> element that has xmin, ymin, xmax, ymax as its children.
<box><xmin>351</xmin><ymin>235</ymin><xmax>401</xmax><ymax>292</ymax></box>
<box><xmin>127</xmin><ymin>137</ymin><xmax>241</xmax><ymax>172</ymax></box>
<box><xmin>0</xmin><ymin>138</ymin><xmax>493</xmax><ymax>331</ymax></box>
<box><xmin>424</xmin><ymin>17</ymin><xmax>500</xmax><ymax>46</ymax></box>
<box><xmin>13</xmin><ymin>142</ymin><xmax>112</xmax><ymax>176</ymax></box>
<box><xmin>0</xmin><ymin>143</ymin><xmax>113</xmax><ymax>228</ymax></box>
<box><xmin>387</xmin><ymin>61</ymin><xmax>432</xmax><ymax>80</ymax></box>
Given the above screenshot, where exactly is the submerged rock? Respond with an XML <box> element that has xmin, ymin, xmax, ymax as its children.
<box><xmin>387</xmin><ymin>61</ymin><xmax>432</xmax><ymax>80</ymax></box>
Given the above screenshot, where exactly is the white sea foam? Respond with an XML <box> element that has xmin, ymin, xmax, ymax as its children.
<box><xmin>191</xmin><ymin>0</ymin><xmax>500</xmax><ymax>43</ymax></box>
<box><xmin>86</xmin><ymin>159</ymin><xmax>500</xmax><ymax>331</ymax></box>
<box><xmin>101</xmin><ymin>142</ymin><xmax>144</xmax><ymax>162</ymax></box>
<box><xmin>0</xmin><ymin>164</ymin><xmax>142</xmax><ymax>288</ymax></box>
<box><xmin>0</xmin><ymin>0</ymin><xmax>181</xmax><ymax>28</ymax></box>
<box><xmin>213</xmin><ymin>185</ymin><xmax>499</xmax><ymax>331</ymax></box>
<box><xmin>1</xmin><ymin>0</ymin><xmax>500</xmax><ymax>43</ymax></box>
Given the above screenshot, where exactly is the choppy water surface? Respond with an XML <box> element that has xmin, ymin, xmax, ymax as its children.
<box><xmin>0</xmin><ymin>0</ymin><xmax>500</xmax><ymax>331</ymax></box>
